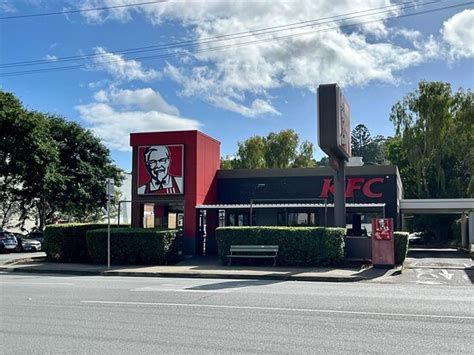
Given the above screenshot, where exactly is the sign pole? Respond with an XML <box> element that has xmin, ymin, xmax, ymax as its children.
<box><xmin>331</xmin><ymin>157</ymin><xmax>346</xmax><ymax>227</ymax></box>
<box><xmin>105</xmin><ymin>178</ymin><xmax>114</xmax><ymax>269</ymax></box>
<box><xmin>107</xmin><ymin>193</ymin><xmax>110</xmax><ymax>269</ymax></box>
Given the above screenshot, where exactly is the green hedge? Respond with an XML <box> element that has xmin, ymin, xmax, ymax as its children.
<box><xmin>44</xmin><ymin>223</ymin><xmax>129</xmax><ymax>262</ymax></box>
<box><xmin>394</xmin><ymin>232</ymin><xmax>409</xmax><ymax>265</ymax></box>
<box><xmin>216</xmin><ymin>227</ymin><xmax>345</xmax><ymax>266</ymax></box>
<box><xmin>86</xmin><ymin>228</ymin><xmax>181</xmax><ymax>265</ymax></box>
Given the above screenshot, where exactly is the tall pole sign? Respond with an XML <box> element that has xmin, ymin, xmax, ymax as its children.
<box><xmin>317</xmin><ymin>83</ymin><xmax>351</xmax><ymax>227</ymax></box>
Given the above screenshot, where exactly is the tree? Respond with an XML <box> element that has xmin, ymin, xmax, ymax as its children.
<box><xmin>264</xmin><ymin>129</ymin><xmax>299</xmax><ymax>168</ymax></box>
<box><xmin>0</xmin><ymin>91</ymin><xmax>123</xmax><ymax>230</ymax></box>
<box><xmin>220</xmin><ymin>156</ymin><xmax>234</xmax><ymax>170</ymax></box>
<box><xmin>293</xmin><ymin>140</ymin><xmax>316</xmax><ymax>168</ymax></box>
<box><xmin>316</xmin><ymin>156</ymin><xmax>330</xmax><ymax>167</ymax></box>
<box><xmin>41</xmin><ymin>114</ymin><xmax>123</xmax><ymax>224</ymax></box>
<box><xmin>232</xmin><ymin>129</ymin><xmax>315</xmax><ymax>169</ymax></box>
<box><xmin>351</xmin><ymin>124</ymin><xmax>386</xmax><ymax>165</ymax></box>
<box><xmin>234</xmin><ymin>136</ymin><xmax>267</xmax><ymax>169</ymax></box>
<box><xmin>389</xmin><ymin>81</ymin><xmax>473</xmax><ymax>199</ymax></box>
<box><xmin>389</xmin><ymin>81</ymin><xmax>473</xmax><ymax>242</ymax></box>
<box><xmin>0</xmin><ymin>92</ymin><xmax>59</xmax><ymax>230</ymax></box>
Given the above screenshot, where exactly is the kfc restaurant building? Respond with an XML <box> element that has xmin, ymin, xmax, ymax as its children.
<box><xmin>130</xmin><ymin>130</ymin><xmax>403</xmax><ymax>256</ymax></box>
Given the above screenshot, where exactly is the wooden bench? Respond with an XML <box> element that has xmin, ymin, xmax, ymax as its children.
<box><xmin>227</xmin><ymin>245</ymin><xmax>279</xmax><ymax>267</ymax></box>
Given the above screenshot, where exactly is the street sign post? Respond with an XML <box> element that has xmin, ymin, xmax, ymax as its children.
<box><xmin>105</xmin><ymin>178</ymin><xmax>114</xmax><ymax>269</ymax></box>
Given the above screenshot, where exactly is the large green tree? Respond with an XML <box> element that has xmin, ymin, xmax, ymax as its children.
<box><xmin>351</xmin><ymin>124</ymin><xmax>386</xmax><ymax>165</ymax></box>
<box><xmin>234</xmin><ymin>135</ymin><xmax>267</xmax><ymax>169</ymax></box>
<box><xmin>389</xmin><ymin>81</ymin><xmax>473</xmax><ymax>199</ymax></box>
<box><xmin>230</xmin><ymin>129</ymin><xmax>315</xmax><ymax>169</ymax></box>
<box><xmin>389</xmin><ymin>81</ymin><xmax>473</xmax><ymax>242</ymax></box>
<box><xmin>0</xmin><ymin>91</ymin><xmax>123</xmax><ymax>230</ymax></box>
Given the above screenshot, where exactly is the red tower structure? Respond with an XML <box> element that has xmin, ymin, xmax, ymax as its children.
<box><xmin>130</xmin><ymin>130</ymin><xmax>220</xmax><ymax>255</ymax></box>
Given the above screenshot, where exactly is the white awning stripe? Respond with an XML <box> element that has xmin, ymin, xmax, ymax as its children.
<box><xmin>196</xmin><ymin>203</ymin><xmax>385</xmax><ymax>209</ymax></box>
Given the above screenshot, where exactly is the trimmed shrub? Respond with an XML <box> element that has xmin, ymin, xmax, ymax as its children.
<box><xmin>86</xmin><ymin>228</ymin><xmax>181</xmax><ymax>265</ymax></box>
<box><xmin>394</xmin><ymin>232</ymin><xmax>409</xmax><ymax>265</ymax></box>
<box><xmin>44</xmin><ymin>223</ymin><xmax>129</xmax><ymax>262</ymax></box>
<box><xmin>216</xmin><ymin>226</ymin><xmax>345</xmax><ymax>266</ymax></box>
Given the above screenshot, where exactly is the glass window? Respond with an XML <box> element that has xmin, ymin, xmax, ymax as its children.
<box><xmin>228</xmin><ymin>214</ymin><xmax>235</xmax><ymax>226</ymax></box>
<box><xmin>228</xmin><ymin>213</ymin><xmax>250</xmax><ymax>226</ymax></box>
<box><xmin>288</xmin><ymin>213</ymin><xmax>309</xmax><ymax>226</ymax></box>
<box><xmin>309</xmin><ymin>213</ymin><xmax>319</xmax><ymax>226</ymax></box>
<box><xmin>277</xmin><ymin>212</ymin><xmax>286</xmax><ymax>226</ymax></box>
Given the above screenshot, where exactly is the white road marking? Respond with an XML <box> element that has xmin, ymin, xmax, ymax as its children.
<box><xmin>414</xmin><ymin>281</ymin><xmax>444</xmax><ymax>285</ymax></box>
<box><xmin>0</xmin><ymin>282</ymin><xmax>74</xmax><ymax>286</ymax></box>
<box><xmin>80</xmin><ymin>301</ymin><xmax>474</xmax><ymax>320</ymax></box>
<box><xmin>131</xmin><ymin>286</ymin><xmax>231</xmax><ymax>293</ymax></box>
<box><xmin>415</xmin><ymin>269</ymin><xmax>439</xmax><ymax>279</ymax></box>
<box><xmin>438</xmin><ymin>270</ymin><xmax>454</xmax><ymax>280</ymax></box>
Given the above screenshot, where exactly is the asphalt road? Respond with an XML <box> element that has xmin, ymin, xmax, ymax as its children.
<box><xmin>1</xmin><ymin>273</ymin><xmax>473</xmax><ymax>354</ymax></box>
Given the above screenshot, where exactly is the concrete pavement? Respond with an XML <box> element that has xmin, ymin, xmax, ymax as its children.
<box><xmin>0</xmin><ymin>256</ymin><xmax>397</xmax><ymax>282</ymax></box>
<box><xmin>1</xmin><ymin>247</ymin><xmax>471</xmax><ymax>284</ymax></box>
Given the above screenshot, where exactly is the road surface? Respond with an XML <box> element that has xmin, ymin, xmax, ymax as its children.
<box><xmin>0</xmin><ymin>273</ymin><xmax>472</xmax><ymax>354</ymax></box>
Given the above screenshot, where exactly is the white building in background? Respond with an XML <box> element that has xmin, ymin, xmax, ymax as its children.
<box><xmin>110</xmin><ymin>172</ymin><xmax>132</xmax><ymax>225</ymax></box>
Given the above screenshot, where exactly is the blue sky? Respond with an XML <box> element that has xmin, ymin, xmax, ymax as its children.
<box><xmin>1</xmin><ymin>0</ymin><xmax>473</xmax><ymax>172</ymax></box>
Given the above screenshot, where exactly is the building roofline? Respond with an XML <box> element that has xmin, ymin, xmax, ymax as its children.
<box><xmin>217</xmin><ymin>165</ymin><xmax>399</xmax><ymax>179</ymax></box>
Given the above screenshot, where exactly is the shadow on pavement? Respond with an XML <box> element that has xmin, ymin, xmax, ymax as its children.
<box><xmin>186</xmin><ymin>279</ymin><xmax>282</xmax><ymax>291</ymax></box>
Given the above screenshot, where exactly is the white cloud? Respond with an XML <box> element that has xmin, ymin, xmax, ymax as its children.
<box><xmin>94</xmin><ymin>87</ymin><xmax>180</xmax><ymax>115</ymax></box>
<box><xmin>44</xmin><ymin>54</ymin><xmax>58</xmax><ymax>62</ymax></box>
<box><xmin>0</xmin><ymin>0</ymin><xmax>16</xmax><ymax>13</ymax></box>
<box><xmin>78</xmin><ymin>1</ymin><xmax>469</xmax><ymax>117</ymax></box>
<box><xmin>146</xmin><ymin>0</ymin><xmax>422</xmax><ymax>115</ymax></box>
<box><xmin>91</xmin><ymin>47</ymin><xmax>161</xmax><ymax>82</ymax></box>
<box><xmin>442</xmin><ymin>9</ymin><xmax>474</xmax><ymax>60</ymax></box>
<box><xmin>77</xmin><ymin>87</ymin><xmax>198</xmax><ymax>151</ymax></box>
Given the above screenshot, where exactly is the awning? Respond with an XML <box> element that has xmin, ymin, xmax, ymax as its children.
<box><xmin>196</xmin><ymin>203</ymin><xmax>385</xmax><ymax>209</ymax></box>
<box><xmin>400</xmin><ymin>198</ymin><xmax>474</xmax><ymax>214</ymax></box>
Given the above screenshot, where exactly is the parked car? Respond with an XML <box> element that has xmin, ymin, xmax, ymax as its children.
<box><xmin>409</xmin><ymin>232</ymin><xmax>423</xmax><ymax>245</ymax></box>
<box><xmin>0</xmin><ymin>234</ymin><xmax>19</xmax><ymax>253</ymax></box>
<box><xmin>20</xmin><ymin>238</ymin><xmax>42</xmax><ymax>252</ymax></box>
<box><xmin>25</xmin><ymin>231</ymin><xmax>44</xmax><ymax>244</ymax></box>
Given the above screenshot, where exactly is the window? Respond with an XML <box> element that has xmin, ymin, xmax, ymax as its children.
<box><xmin>288</xmin><ymin>213</ymin><xmax>308</xmax><ymax>226</ymax></box>
<box><xmin>227</xmin><ymin>212</ymin><xmax>250</xmax><ymax>226</ymax></box>
<box><xmin>279</xmin><ymin>212</ymin><xmax>320</xmax><ymax>226</ymax></box>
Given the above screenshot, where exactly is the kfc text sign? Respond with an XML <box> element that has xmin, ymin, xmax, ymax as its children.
<box><xmin>137</xmin><ymin>145</ymin><xmax>184</xmax><ymax>195</ymax></box>
<box><xmin>319</xmin><ymin>177</ymin><xmax>384</xmax><ymax>198</ymax></box>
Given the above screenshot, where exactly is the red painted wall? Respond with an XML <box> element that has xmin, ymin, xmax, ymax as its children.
<box><xmin>130</xmin><ymin>130</ymin><xmax>220</xmax><ymax>255</ymax></box>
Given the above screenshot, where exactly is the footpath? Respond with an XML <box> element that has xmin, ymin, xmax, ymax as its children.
<box><xmin>0</xmin><ymin>255</ymin><xmax>401</xmax><ymax>282</ymax></box>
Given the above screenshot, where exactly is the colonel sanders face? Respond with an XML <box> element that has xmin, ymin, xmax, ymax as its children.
<box><xmin>377</xmin><ymin>219</ymin><xmax>386</xmax><ymax>231</ymax></box>
<box><xmin>145</xmin><ymin>145</ymin><xmax>171</xmax><ymax>183</ymax></box>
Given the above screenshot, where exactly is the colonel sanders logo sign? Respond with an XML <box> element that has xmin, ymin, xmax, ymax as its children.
<box><xmin>137</xmin><ymin>145</ymin><xmax>184</xmax><ymax>195</ymax></box>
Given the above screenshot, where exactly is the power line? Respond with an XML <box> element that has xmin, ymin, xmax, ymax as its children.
<box><xmin>1</xmin><ymin>1</ymin><xmax>472</xmax><ymax>78</ymax></box>
<box><xmin>0</xmin><ymin>0</ymin><xmax>443</xmax><ymax>69</ymax></box>
<box><xmin>0</xmin><ymin>0</ymin><xmax>167</xmax><ymax>20</ymax></box>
